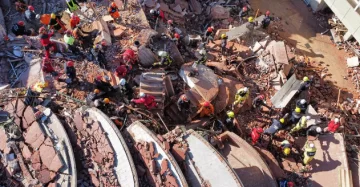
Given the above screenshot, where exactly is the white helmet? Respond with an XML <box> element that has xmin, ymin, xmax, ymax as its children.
<box><xmin>199</xmin><ymin>49</ymin><xmax>206</xmax><ymax>55</ymax></box>
<box><xmin>243</xmin><ymin>87</ymin><xmax>249</xmax><ymax>92</ymax></box>
<box><xmin>139</xmin><ymin>92</ymin><xmax>145</xmax><ymax>98</ymax></box>
<box><xmin>306</xmin><ymin>116</ymin><xmax>311</xmax><ymax>120</ymax></box>
<box><xmin>94</xmin><ymin>99</ymin><xmax>100</xmax><ymax>107</ymax></box>
<box><xmin>309</xmin><ymin>143</ymin><xmax>315</xmax><ymax>148</ymax></box>
<box><xmin>158</xmin><ymin>51</ymin><xmax>168</xmax><ymax>57</ymax></box>
<box><xmin>150</xmin><ymin>9</ymin><xmax>155</xmax><ymax>14</ymax></box>
<box><xmin>300</xmin><ymin>99</ymin><xmax>306</xmax><ymax>105</ymax></box>
<box><xmin>334</xmin><ymin>118</ymin><xmax>340</xmax><ymax>123</ymax></box>
<box><xmin>36</xmin><ymin>14</ymin><xmax>40</xmax><ymax>19</ymax></box>
<box><xmin>316</xmin><ymin>127</ymin><xmax>322</xmax><ymax>133</ymax></box>
<box><xmin>120</xmin><ymin>78</ymin><xmax>126</xmax><ymax>86</ymax></box>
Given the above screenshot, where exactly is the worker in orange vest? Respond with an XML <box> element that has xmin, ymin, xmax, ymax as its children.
<box><xmin>199</xmin><ymin>101</ymin><xmax>214</xmax><ymax>117</ymax></box>
<box><xmin>108</xmin><ymin>2</ymin><xmax>121</xmax><ymax>22</ymax></box>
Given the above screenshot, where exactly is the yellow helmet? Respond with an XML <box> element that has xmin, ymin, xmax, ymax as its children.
<box><xmin>227</xmin><ymin>111</ymin><xmax>235</xmax><ymax>118</ymax></box>
<box><xmin>103</xmin><ymin>98</ymin><xmax>110</xmax><ymax>104</ymax></box>
<box><xmin>39</xmin><ymin>81</ymin><xmax>49</xmax><ymax>88</ymax></box>
<box><xmin>295</xmin><ymin>107</ymin><xmax>301</xmax><ymax>113</ymax></box>
<box><xmin>248</xmin><ymin>17</ymin><xmax>254</xmax><ymax>22</ymax></box>
<box><xmin>283</xmin><ymin>147</ymin><xmax>291</xmax><ymax>156</ymax></box>
<box><xmin>221</xmin><ymin>34</ymin><xmax>227</xmax><ymax>39</ymax></box>
<box><xmin>279</xmin><ymin>118</ymin><xmax>285</xmax><ymax>123</ymax></box>
<box><xmin>94</xmin><ymin>89</ymin><xmax>100</xmax><ymax>94</ymax></box>
<box><xmin>51</xmin><ymin>13</ymin><xmax>56</xmax><ymax>19</ymax></box>
<box><xmin>303</xmin><ymin>76</ymin><xmax>309</xmax><ymax>82</ymax></box>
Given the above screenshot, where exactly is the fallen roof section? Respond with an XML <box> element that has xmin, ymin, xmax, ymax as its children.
<box><xmin>218</xmin><ymin>131</ymin><xmax>277</xmax><ymax>187</ymax></box>
<box><xmin>126</xmin><ymin>121</ymin><xmax>188</xmax><ymax>187</ymax></box>
<box><xmin>226</xmin><ymin>15</ymin><xmax>265</xmax><ymax>41</ymax></box>
<box><xmin>86</xmin><ymin>107</ymin><xmax>139</xmax><ymax>187</ymax></box>
<box><xmin>183</xmin><ymin>129</ymin><xmax>244</xmax><ymax>187</ymax></box>
<box><xmin>270</xmin><ymin>74</ymin><xmax>302</xmax><ymax>108</ymax></box>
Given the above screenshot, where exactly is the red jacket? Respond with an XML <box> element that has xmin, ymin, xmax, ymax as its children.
<box><xmin>42</xmin><ymin>60</ymin><xmax>55</xmax><ymax>73</ymax></box>
<box><xmin>327</xmin><ymin>121</ymin><xmax>340</xmax><ymax>133</ymax></box>
<box><xmin>115</xmin><ymin>65</ymin><xmax>127</xmax><ymax>78</ymax></box>
<box><xmin>133</xmin><ymin>95</ymin><xmax>156</xmax><ymax>109</ymax></box>
<box><xmin>123</xmin><ymin>49</ymin><xmax>135</xmax><ymax>64</ymax></box>
<box><xmin>251</xmin><ymin>128</ymin><xmax>262</xmax><ymax>145</ymax></box>
<box><xmin>70</xmin><ymin>16</ymin><xmax>80</xmax><ymax>28</ymax></box>
<box><xmin>40</xmin><ymin>32</ymin><xmax>54</xmax><ymax>47</ymax></box>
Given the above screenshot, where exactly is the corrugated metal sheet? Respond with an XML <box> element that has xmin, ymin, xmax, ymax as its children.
<box><xmin>140</xmin><ymin>72</ymin><xmax>166</xmax><ymax>109</ymax></box>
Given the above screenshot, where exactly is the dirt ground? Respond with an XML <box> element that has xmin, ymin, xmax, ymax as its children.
<box><xmin>251</xmin><ymin>0</ymin><xmax>357</xmax><ymax>96</ymax></box>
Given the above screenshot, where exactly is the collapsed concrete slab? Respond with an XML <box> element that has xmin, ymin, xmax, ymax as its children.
<box><xmin>92</xmin><ymin>20</ymin><xmax>112</xmax><ymax>46</ymax></box>
<box><xmin>270</xmin><ymin>74</ymin><xmax>302</xmax><ymax>108</ymax></box>
<box><xmin>305</xmin><ymin>104</ymin><xmax>321</xmax><ymax>127</ymax></box>
<box><xmin>226</xmin><ymin>15</ymin><xmax>265</xmax><ymax>41</ymax></box>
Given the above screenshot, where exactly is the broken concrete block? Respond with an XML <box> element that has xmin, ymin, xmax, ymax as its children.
<box><xmin>171</xmin><ymin>4</ymin><xmax>183</xmax><ymax>13</ymax></box>
<box><xmin>175</xmin><ymin>0</ymin><xmax>189</xmax><ymax>9</ymax></box>
<box><xmin>189</xmin><ymin>0</ymin><xmax>202</xmax><ymax>14</ymax></box>
<box><xmin>22</xmin><ymin>106</ymin><xmax>35</xmax><ymax>129</ymax></box>
<box><xmin>102</xmin><ymin>15</ymin><xmax>114</xmax><ymax>22</ymax></box>
<box><xmin>22</xmin><ymin>145</ymin><xmax>32</xmax><ymax>160</ymax></box>
<box><xmin>270</xmin><ymin>74</ymin><xmax>282</xmax><ymax>91</ymax></box>
<box><xmin>24</xmin><ymin>122</ymin><xmax>45</xmax><ymax>149</ymax></box>
<box><xmin>136</xmin><ymin>29</ymin><xmax>158</xmax><ymax>46</ymax></box>
<box><xmin>0</xmin><ymin>129</ymin><xmax>7</xmax><ymax>151</ymax></box>
<box><xmin>252</xmin><ymin>42</ymin><xmax>262</xmax><ymax>53</ymax></box>
<box><xmin>279</xmin><ymin>70</ymin><xmax>287</xmax><ymax>84</ymax></box>
<box><xmin>39</xmin><ymin>144</ymin><xmax>64</xmax><ymax>172</ymax></box>
<box><xmin>111</xmin><ymin>26</ymin><xmax>126</xmax><ymax>37</ymax></box>
<box><xmin>143</xmin><ymin>0</ymin><xmax>157</xmax><ymax>8</ymax></box>
<box><xmin>347</xmin><ymin>56</ymin><xmax>359</xmax><ymax>67</ymax></box>
<box><xmin>138</xmin><ymin>46</ymin><xmax>158</xmax><ymax>67</ymax></box>
<box><xmin>92</xmin><ymin>20</ymin><xmax>112</xmax><ymax>46</ymax></box>
<box><xmin>272</xmin><ymin>41</ymin><xmax>288</xmax><ymax>65</ymax></box>
<box><xmin>210</xmin><ymin>5</ymin><xmax>229</xmax><ymax>19</ymax></box>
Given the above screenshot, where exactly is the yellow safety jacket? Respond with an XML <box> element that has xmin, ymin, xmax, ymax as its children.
<box><xmin>67</xmin><ymin>0</ymin><xmax>79</xmax><ymax>12</ymax></box>
<box><xmin>234</xmin><ymin>90</ymin><xmax>249</xmax><ymax>105</ymax></box>
<box><xmin>304</xmin><ymin>147</ymin><xmax>316</xmax><ymax>157</ymax></box>
<box><xmin>290</xmin><ymin>116</ymin><xmax>307</xmax><ymax>133</ymax></box>
<box><xmin>33</xmin><ymin>82</ymin><xmax>44</xmax><ymax>92</ymax></box>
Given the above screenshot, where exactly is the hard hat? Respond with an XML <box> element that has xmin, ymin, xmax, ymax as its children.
<box><xmin>39</xmin><ymin>81</ymin><xmax>48</xmax><ymax>88</ymax></box>
<box><xmin>316</xmin><ymin>127</ymin><xmax>322</xmax><ymax>133</ymax></box>
<box><xmin>101</xmin><ymin>41</ymin><xmax>107</xmax><ymax>46</ymax></box>
<box><xmin>111</xmin><ymin>2</ymin><xmax>117</xmax><ymax>7</ymax></box>
<box><xmin>51</xmin><ymin>13</ymin><xmax>56</xmax><ymax>19</ymax></box>
<box><xmin>66</xmin><ymin>61</ymin><xmax>74</xmax><ymax>67</ymax></box>
<box><xmin>17</xmin><ymin>21</ymin><xmax>25</xmax><ymax>26</ymax></box>
<box><xmin>94</xmin><ymin>89</ymin><xmax>100</xmax><ymax>94</ymax></box>
<box><xmin>167</xmin><ymin>20</ymin><xmax>173</xmax><ymax>25</ymax></box>
<box><xmin>28</xmin><ymin>5</ymin><xmax>34</xmax><ymax>11</ymax></box>
<box><xmin>295</xmin><ymin>107</ymin><xmax>301</xmax><ymax>113</ymax></box>
<box><xmin>203</xmin><ymin>101</ymin><xmax>210</xmax><ymax>107</ymax></box>
<box><xmin>158</xmin><ymin>51</ymin><xmax>168</xmax><ymax>57</ymax></box>
<box><xmin>303</xmin><ymin>76</ymin><xmax>309</xmax><ymax>82</ymax></box>
<box><xmin>103</xmin><ymin>98</ymin><xmax>110</xmax><ymax>104</ymax></box>
<box><xmin>300</xmin><ymin>99</ymin><xmax>306</xmax><ymax>105</ymax></box>
<box><xmin>309</xmin><ymin>143</ymin><xmax>315</xmax><ymax>148</ymax></box>
<box><xmin>96</xmin><ymin>76</ymin><xmax>102</xmax><ymax>81</ymax></box>
<box><xmin>207</xmin><ymin>27</ymin><xmax>213</xmax><ymax>32</ymax></box>
<box><xmin>266</xmin><ymin>10</ymin><xmax>270</xmax><ymax>16</ymax></box>
<box><xmin>94</xmin><ymin>99</ymin><xmax>100</xmax><ymax>107</ymax></box>
<box><xmin>242</xmin><ymin>6</ymin><xmax>247</xmax><ymax>11</ymax></box>
<box><xmin>199</xmin><ymin>49</ymin><xmax>206</xmax><ymax>55</ymax></box>
<box><xmin>279</xmin><ymin>118</ymin><xmax>285</xmax><ymax>123</ymax></box>
<box><xmin>306</xmin><ymin>116</ymin><xmax>311</xmax><ymax>120</ymax></box>
<box><xmin>39</xmin><ymin>27</ymin><xmax>46</xmax><ymax>33</ymax></box>
<box><xmin>139</xmin><ymin>92</ymin><xmax>146</xmax><ymax>98</ymax></box>
<box><xmin>174</xmin><ymin>33</ymin><xmax>180</xmax><ymax>39</ymax></box>
<box><xmin>256</xmin><ymin>127</ymin><xmax>264</xmax><ymax>133</ymax></box>
<box><xmin>181</xmin><ymin>94</ymin><xmax>188</xmax><ymax>101</ymax></box>
<box><xmin>36</xmin><ymin>14</ymin><xmax>40</xmax><ymax>19</ymax></box>
<box><xmin>259</xmin><ymin>95</ymin><xmax>265</xmax><ymax>100</ymax></box>
<box><xmin>284</xmin><ymin>147</ymin><xmax>291</xmax><ymax>156</ymax></box>
<box><xmin>248</xmin><ymin>17</ymin><xmax>254</xmax><ymax>23</ymax></box>
<box><xmin>119</xmin><ymin>78</ymin><xmax>126</xmax><ymax>86</ymax></box>
<box><xmin>221</xmin><ymin>34</ymin><xmax>227</xmax><ymax>39</ymax></box>
<box><xmin>227</xmin><ymin>111</ymin><xmax>235</xmax><ymax>118</ymax></box>
<box><xmin>243</xmin><ymin>87</ymin><xmax>249</xmax><ymax>92</ymax></box>
<box><xmin>150</xmin><ymin>9</ymin><xmax>155</xmax><ymax>14</ymax></box>
<box><xmin>334</xmin><ymin>118</ymin><xmax>340</xmax><ymax>123</ymax></box>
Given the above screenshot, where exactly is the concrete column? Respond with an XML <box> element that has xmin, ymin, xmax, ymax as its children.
<box><xmin>343</xmin><ymin>31</ymin><xmax>353</xmax><ymax>41</ymax></box>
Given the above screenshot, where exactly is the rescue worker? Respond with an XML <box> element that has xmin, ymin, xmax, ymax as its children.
<box><xmin>199</xmin><ymin>101</ymin><xmax>214</xmax><ymax>117</ymax></box>
<box><xmin>153</xmin><ymin>51</ymin><xmax>172</xmax><ymax>66</ymax></box>
<box><xmin>225</xmin><ymin>110</ymin><xmax>235</xmax><ymax>130</ymax></box>
<box><xmin>65</xmin><ymin>61</ymin><xmax>77</xmax><ymax>86</ymax></box>
<box><xmin>131</xmin><ymin>92</ymin><xmax>157</xmax><ymax>109</ymax></box>
<box><xmin>15</xmin><ymin>0</ymin><xmax>27</xmax><ymax>13</ymax></box>
<box><xmin>238</xmin><ymin>6</ymin><xmax>249</xmax><ymax>24</ymax></box>
<box><xmin>115</xmin><ymin>65</ymin><xmax>128</xmax><ymax>78</ymax></box>
<box><xmin>303</xmin><ymin>141</ymin><xmax>316</xmax><ymax>165</ymax></box>
<box><xmin>150</xmin><ymin>9</ymin><xmax>165</xmax><ymax>23</ymax></box>
<box><xmin>324</xmin><ymin>118</ymin><xmax>341</xmax><ymax>133</ymax></box>
<box><xmin>41</xmin><ymin>57</ymin><xmax>58</xmax><ymax>77</ymax></box>
<box><xmin>281</xmin><ymin>140</ymin><xmax>291</xmax><ymax>156</ymax></box>
<box><xmin>290</xmin><ymin>116</ymin><xmax>311</xmax><ymax>134</ymax></box>
<box><xmin>25</xmin><ymin>6</ymin><xmax>39</xmax><ymax>28</ymax></box>
<box><xmin>297</xmin><ymin>76</ymin><xmax>312</xmax><ymax>93</ymax></box>
<box><xmin>246</xmin><ymin>17</ymin><xmax>256</xmax><ymax>31</ymax></box>
<box><xmin>296</xmin><ymin>99</ymin><xmax>308</xmax><ymax>113</ymax></box>
<box><xmin>233</xmin><ymin>87</ymin><xmax>250</xmax><ymax>106</ymax></box>
<box><xmin>122</xmin><ymin>49</ymin><xmax>136</xmax><ymax>64</ymax></box>
<box><xmin>108</xmin><ymin>2</ymin><xmax>121</xmax><ymax>22</ymax></box>
<box><xmin>167</xmin><ymin>20</ymin><xmax>175</xmax><ymax>36</ymax></box>
<box><xmin>118</xmin><ymin>78</ymin><xmax>133</xmax><ymax>101</ymax></box>
<box><xmin>195</xmin><ymin>49</ymin><xmax>207</xmax><ymax>65</ymax></box>
<box><xmin>172</xmin><ymin>33</ymin><xmax>180</xmax><ymax>46</ymax></box>
<box><xmin>32</xmin><ymin>81</ymin><xmax>48</xmax><ymax>93</ymax></box>
<box><xmin>91</xmin><ymin>44</ymin><xmax>107</xmax><ymax>68</ymax></box>
<box><xmin>64</xmin><ymin>30</ymin><xmax>79</xmax><ymax>54</ymax></box>
<box><xmin>177</xmin><ymin>94</ymin><xmax>191</xmax><ymax>113</ymax></box>
<box><xmin>289</xmin><ymin>107</ymin><xmax>302</xmax><ymax>125</ymax></box>
<box><xmin>86</xmin><ymin>89</ymin><xmax>104</xmax><ymax>104</ymax></box>
<box><xmin>261</xmin><ymin>10</ymin><xmax>272</xmax><ymax>29</ymax></box>
<box><xmin>94</xmin><ymin>76</ymin><xmax>116</xmax><ymax>93</ymax></box>
<box><xmin>39</xmin><ymin>27</ymin><xmax>56</xmax><ymax>58</ymax></box>
<box><xmin>204</xmin><ymin>27</ymin><xmax>214</xmax><ymax>44</ymax></box>
<box><xmin>94</xmin><ymin>98</ymin><xmax>110</xmax><ymax>110</ymax></box>
<box><xmin>69</xmin><ymin>13</ymin><xmax>80</xmax><ymax>29</ymax></box>
<box><xmin>306</xmin><ymin>125</ymin><xmax>322</xmax><ymax>139</ymax></box>
<box><xmin>220</xmin><ymin>34</ymin><xmax>228</xmax><ymax>55</ymax></box>
<box><xmin>11</xmin><ymin>21</ymin><xmax>32</xmax><ymax>36</ymax></box>
<box><xmin>252</xmin><ymin>94</ymin><xmax>271</xmax><ymax>110</ymax></box>
<box><xmin>264</xmin><ymin>118</ymin><xmax>285</xmax><ymax>136</ymax></box>
<box><xmin>49</xmin><ymin>13</ymin><xmax>65</xmax><ymax>33</ymax></box>
<box><xmin>251</xmin><ymin>127</ymin><xmax>263</xmax><ymax>145</ymax></box>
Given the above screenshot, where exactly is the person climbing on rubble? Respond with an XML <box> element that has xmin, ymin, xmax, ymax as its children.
<box><xmin>64</xmin><ymin>30</ymin><xmax>80</xmax><ymax>55</ymax></box>
<box><xmin>94</xmin><ymin>76</ymin><xmax>116</xmax><ymax>93</ymax></box>
<box><xmin>261</xmin><ymin>11</ymin><xmax>272</xmax><ymax>29</ymax></box>
<box><xmin>108</xmin><ymin>2</ymin><xmax>121</xmax><ymax>22</ymax></box>
<box><xmin>86</xmin><ymin>89</ymin><xmax>104</xmax><ymax>105</ymax></box>
<box><xmin>296</xmin><ymin>99</ymin><xmax>308</xmax><ymax>113</ymax></box>
<box><xmin>204</xmin><ymin>27</ymin><xmax>214</xmax><ymax>44</ymax></box>
<box><xmin>39</xmin><ymin>27</ymin><xmax>57</xmax><ymax>58</ymax></box>
<box><xmin>70</xmin><ymin>13</ymin><xmax>80</xmax><ymax>29</ymax></box>
<box><xmin>264</xmin><ymin>118</ymin><xmax>285</xmax><ymax>136</ymax></box>
<box><xmin>220</xmin><ymin>34</ymin><xmax>228</xmax><ymax>55</ymax></box>
<box><xmin>122</xmin><ymin>48</ymin><xmax>137</xmax><ymax>64</ymax></box>
<box><xmin>177</xmin><ymin>94</ymin><xmax>191</xmax><ymax>112</ymax></box>
<box><xmin>306</xmin><ymin>125</ymin><xmax>323</xmax><ymax>140</ymax></box>
<box><xmin>153</xmin><ymin>51</ymin><xmax>173</xmax><ymax>66</ymax></box>
<box><xmin>199</xmin><ymin>101</ymin><xmax>214</xmax><ymax>117</ymax></box>
<box><xmin>251</xmin><ymin>127</ymin><xmax>263</xmax><ymax>145</ymax></box>
<box><xmin>195</xmin><ymin>49</ymin><xmax>207</xmax><ymax>65</ymax></box>
<box><xmin>290</xmin><ymin>116</ymin><xmax>311</xmax><ymax>134</ymax></box>
<box><xmin>131</xmin><ymin>92</ymin><xmax>157</xmax><ymax>110</ymax></box>
<box><xmin>11</xmin><ymin>21</ymin><xmax>32</xmax><ymax>36</ymax></box>
<box><xmin>302</xmin><ymin>141</ymin><xmax>316</xmax><ymax>166</ymax></box>
<box><xmin>65</xmin><ymin>61</ymin><xmax>77</xmax><ymax>86</ymax></box>
<box><xmin>150</xmin><ymin>9</ymin><xmax>165</xmax><ymax>23</ymax></box>
<box><xmin>49</xmin><ymin>13</ymin><xmax>66</xmax><ymax>33</ymax></box>
<box><xmin>94</xmin><ymin>98</ymin><xmax>111</xmax><ymax>110</ymax></box>
<box><xmin>91</xmin><ymin>44</ymin><xmax>107</xmax><ymax>68</ymax></box>
<box><xmin>252</xmin><ymin>94</ymin><xmax>271</xmax><ymax>111</ymax></box>
<box><xmin>25</xmin><ymin>6</ymin><xmax>40</xmax><ymax>29</ymax></box>
<box><xmin>118</xmin><ymin>78</ymin><xmax>133</xmax><ymax>102</ymax></box>
<box><xmin>297</xmin><ymin>76</ymin><xmax>313</xmax><ymax>93</ymax></box>
<box><xmin>281</xmin><ymin>139</ymin><xmax>292</xmax><ymax>156</ymax></box>
<box><xmin>167</xmin><ymin>20</ymin><xmax>175</xmax><ymax>37</ymax></box>
<box><xmin>41</xmin><ymin>57</ymin><xmax>58</xmax><ymax>77</ymax></box>
<box><xmin>233</xmin><ymin>87</ymin><xmax>250</xmax><ymax>108</ymax></box>
<box><xmin>15</xmin><ymin>0</ymin><xmax>27</xmax><ymax>13</ymax></box>
<box><xmin>324</xmin><ymin>118</ymin><xmax>341</xmax><ymax>133</ymax></box>
<box><xmin>238</xmin><ymin>6</ymin><xmax>249</xmax><ymax>24</ymax></box>
<box><xmin>289</xmin><ymin>107</ymin><xmax>302</xmax><ymax>125</ymax></box>
<box><xmin>225</xmin><ymin>110</ymin><xmax>236</xmax><ymax>130</ymax></box>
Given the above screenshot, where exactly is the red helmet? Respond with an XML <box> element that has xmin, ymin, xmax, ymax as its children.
<box><xmin>203</xmin><ymin>101</ymin><xmax>210</xmax><ymax>107</ymax></box>
<box><xmin>242</xmin><ymin>6</ymin><xmax>248</xmax><ymax>11</ymax></box>
<box><xmin>256</xmin><ymin>127</ymin><xmax>264</xmax><ymax>133</ymax></box>
<box><xmin>259</xmin><ymin>95</ymin><xmax>265</xmax><ymax>100</ymax></box>
<box><xmin>174</xmin><ymin>33</ymin><xmax>180</xmax><ymax>39</ymax></box>
<box><xmin>39</xmin><ymin>27</ymin><xmax>46</xmax><ymax>33</ymax></box>
<box><xmin>111</xmin><ymin>2</ymin><xmax>117</xmax><ymax>7</ymax></box>
<box><xmin>167</xmin><ymin>20</ymin><xmax>173</xmax><ymax>25</ymax></box>
<box><xmin>17</xmin><ymin>21</ymin><xmax>25</xmax><ymax>26</ymax></box>
<box><xmin>207</xmin><ymin>27</ymin><xmax>213</xmax><ymax>32</ymax></box>
<box><xmin>67</xmin><ymin>61</ymin><xmax>74</xmax><ymax>67</ymax></box>
<box><xmin>101</xmin><ymin>41</ymin><xmax>106</xmax><ymax>46</ymax></box>
<box><xmin>28</xmin><ymin>5</ymin><xmax>34</xmax><ymax>11</ymax></box>
<box><xmin>266</xmin><ymin>10</ymin><xmax>270</xmax><ymax>16</ymax></box>
<box><xmin>96</xmin><ymin>75</ymin><xmax>102</xmax><ymax>81</ymax></box>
